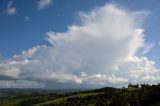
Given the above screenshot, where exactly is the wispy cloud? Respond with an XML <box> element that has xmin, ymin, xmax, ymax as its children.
<box><xmin>6</xmin><ymin>1</ymin><xmax>16</xmax><ymax>15</ymax></box>
<box><xmin>25</xmin><ymin>16</ymin><xmax>29</xmax><ymax>21</ymax></box>
<box><xmin>142</xmin><ymin>43</ymin><xmax>154</xmax><ymax>54</ymax></box>
<box><xmin>38</xmin><ymin>0</ymin><xmax>53</xmax><ymax>10</ymax></box>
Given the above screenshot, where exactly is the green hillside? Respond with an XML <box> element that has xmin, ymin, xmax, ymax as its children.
<box><xmin>34</xmin><ymin>92</ymin><xmax>101</xmax><ymax>106</ymax></box>
<box><xmin>1</xmin><ymin>84</ymin><xmax>160</xmax><ymax>106</ymax></box>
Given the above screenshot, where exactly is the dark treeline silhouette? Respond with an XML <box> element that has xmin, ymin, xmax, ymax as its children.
<box><xmin>128</xmin><ymin>83</ymin><xmax>139</xmax><ymax>88</ymax></box>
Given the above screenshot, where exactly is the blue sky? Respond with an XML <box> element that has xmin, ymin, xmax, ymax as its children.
<box><xmin>0</xmin><ymin>0</ymin><xmax>160</xmax><ymax>88</ymax></box>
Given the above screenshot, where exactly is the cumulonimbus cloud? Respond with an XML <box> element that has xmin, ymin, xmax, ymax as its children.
<box><xmin>0</xmin><ymin>3</ymin><xmax>159</xmax><ymax>88</ymax></box>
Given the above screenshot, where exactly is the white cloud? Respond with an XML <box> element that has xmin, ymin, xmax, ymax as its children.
<box><xmin>0</xmin><ymin>3</ymin><xmax>159</xmax><ymax>88</ymax></box>
<box><xmin>119</xmin><ymin>56</ymin><xmax>159</xmax><ymax>84</ymax></box>
<box><xmin>25</xmin><ymin>16</ymin><xmax>29</xmax><ymax>21</ymax></box>
<box><xmin>80</xmin><ymin>72</ymin><xmax>88</xmax><ymax>77</ymax></box>
<box><xmin>38</xmin><ymin>0</ymin><xmax>53</xmax><ymax>10</ymax></box>
<box><xmin>6</xmin><ymin>1</ymin><xmax>16</xmax><ymax>15</ymax></box>
<box><xmin>108</xmin><ymin>75</ymin><xmax>128</xmax><ymax>85</ymax></box>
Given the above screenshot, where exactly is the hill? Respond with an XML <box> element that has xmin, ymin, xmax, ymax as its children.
<box><xmin>0</xmin><ymin>84</ymin><xmax>160</xmax><ymax>106</ymax></box>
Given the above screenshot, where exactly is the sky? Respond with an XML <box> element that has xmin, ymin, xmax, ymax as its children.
<box><xmin>0</xmin><ymin>0</ymin><xmax>160</xmax><ymax>89</ymax></box>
